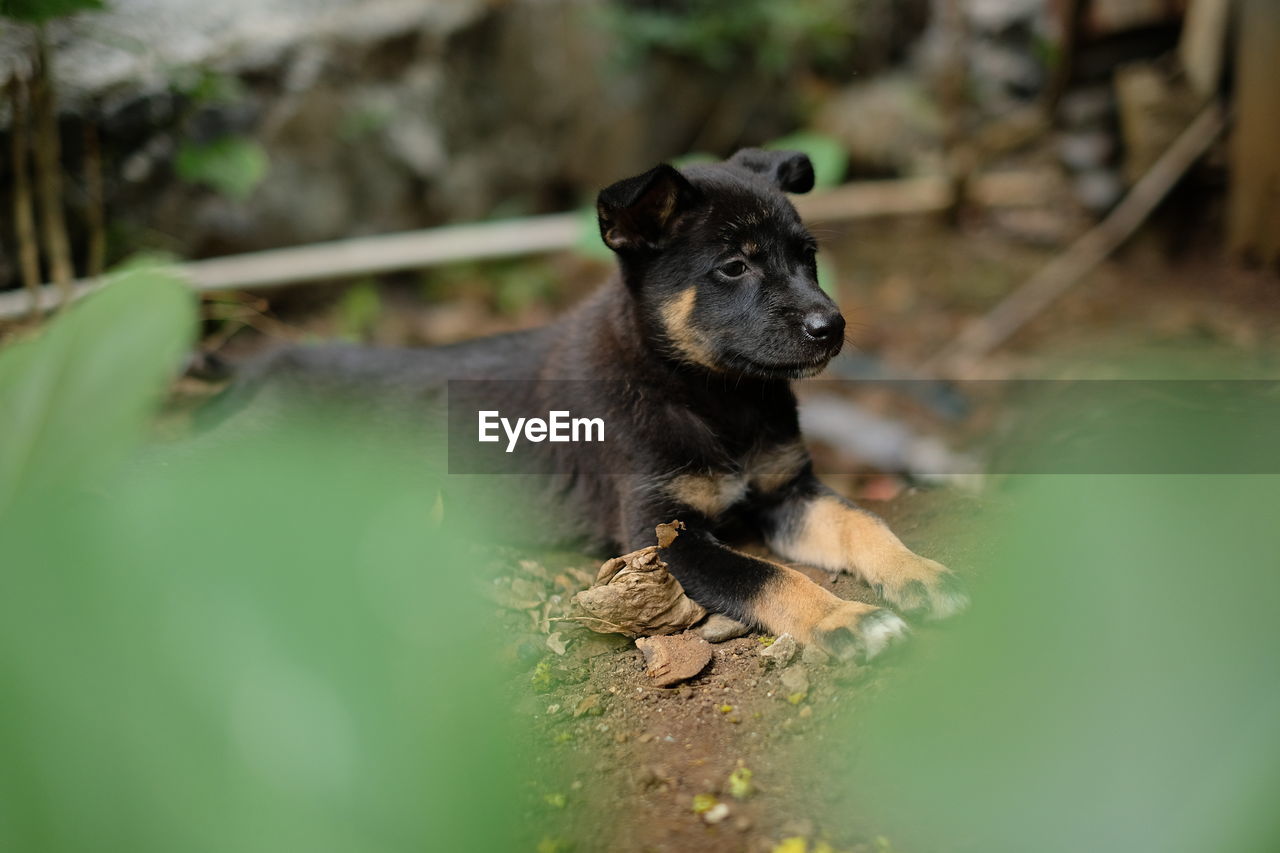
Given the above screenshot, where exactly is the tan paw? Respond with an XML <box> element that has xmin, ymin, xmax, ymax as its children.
<box><xmin>872</xmin><ymin>552</ymin><xmax>969</xmax><ymax>621</ymax></box>
<box><xmin>808</xmin><ymin>600</ymin><xmax>909</xmax><ymax>662</ymax></box>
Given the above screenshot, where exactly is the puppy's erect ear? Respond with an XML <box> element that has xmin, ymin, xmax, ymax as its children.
<box><xmin>728</xmin><ymin>148</ymin><xmax>815</xmax><ymax>194</ymax></box>
<box><xmin>597</xmin><ymin>164</ymin><xmax>703</xmax><ymax>252</ymax></box>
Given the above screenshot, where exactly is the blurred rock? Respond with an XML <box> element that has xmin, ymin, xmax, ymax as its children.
<box><xmin>1056</xmin><ymin>129</ymin><xmax>1116</xmax><ymax>172</ymax></box>
<box><xmin>1059</xmin><ymin>86</ymin><xmax>1117</xmax><ymax>128</ymax></box>
<box><xmin>699</xmin><ymin>613</ymin><xmax>750</xmax><ymax>643</ymax></box>
<box><xmin>1073</xmin><ymin>169</ymin><xmax>1125</xmax><ymax>213</ymax></box>
<box><xmin>0</xmin><ymin>0</ymin><xmax>822</xmax><ymax>274</ymax></box>
<box><xmin>759</xmin><ymin>633</ymin><xmax>798</xmax><ymax>666</ymax></box>
<box><xmin>813</xmin><ymin>74</ymin><xmax>944</xmax><ymax>176</ymax></box>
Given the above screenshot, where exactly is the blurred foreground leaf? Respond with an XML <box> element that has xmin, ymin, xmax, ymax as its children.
<box><xmin>0</xmin><ymin>267</ymin><xmax>194</xmax><ymax>514</ymax></box>
<box><xmin>833</xmin><ymin>390</ymin><xmax>1280</xmax><ymax>853</ymax></box>
<box><xmin>0</xmin><ymin>272</ymin><xmax>522</xmax><ymax>851</ymax></box>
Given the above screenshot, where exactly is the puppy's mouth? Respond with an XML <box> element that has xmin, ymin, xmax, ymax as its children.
<box><xmin>728</xmin><ymin>350</ymin><xmax>836</xmax><ymax>379</ymax></box>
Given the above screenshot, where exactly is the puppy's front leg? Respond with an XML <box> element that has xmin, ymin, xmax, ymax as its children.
<box><xmin>625</xmin><ymin>508</ymin><xmax>906</xmax><ymax>661</ymax></box>
<box><xmin>762</xmin><ymin>478</ymin><xmax>968</xmax><ymax>620</ymax></box>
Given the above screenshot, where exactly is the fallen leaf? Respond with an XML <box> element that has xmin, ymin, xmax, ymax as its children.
<box><xmin>571</xmin><ymin>522</ymin><xmax>705</xmax><ymax>637</ymax></box>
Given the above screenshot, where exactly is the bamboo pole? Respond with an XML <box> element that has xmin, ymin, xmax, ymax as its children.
<box><xmin>0</xmin><ymin>169</ymin><xmax>1060</xmax><ymax>322</ymax></box>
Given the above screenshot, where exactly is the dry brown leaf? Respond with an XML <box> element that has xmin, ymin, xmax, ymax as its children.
<box><xmin>571</xmin><ymin>521</ymin><xmax>705</xmax><ymax>638</ymax></box>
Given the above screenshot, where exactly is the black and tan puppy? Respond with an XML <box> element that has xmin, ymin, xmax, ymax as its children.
<box><xmin>214</xmin><ymin>149</ymin><xmax>967</xmax><ymax>659</ymax></box>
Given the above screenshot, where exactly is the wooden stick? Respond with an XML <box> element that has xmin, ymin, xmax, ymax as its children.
<box><xmin>32</xmin><ymin>27</ymin><xmax>76</xmax><ymax>303</ymax></box>
<box><xmin>7</xmin><ymin>77</ymin><xmax>42</xmax><ymax>321</ymax></box>
<box><xmin>0</xmin><ymin>170</ymin><xmax>1058</xmax><ymax>322</ymax></box>
<box><xmin>83</xmin><ymin>121</ymin><xmax>106</xmax><ymax>278</ymax></box>
<box><xmin>925</xmin><ymin>102</ymin><xmax>1227</xmax><ymax>377</ymax></box>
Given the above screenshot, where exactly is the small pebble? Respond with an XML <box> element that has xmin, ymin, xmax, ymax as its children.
<box><xmin>702</xmin><ymin>802</ymin><xmax>731</xmax><ymax>824</ymax></box>
<box><xmin>780</xmin><ymin>667</ymin><xmax>810</xmax><ymax>696</ymax></box>
<box><xmin>801</xmin><ymin>644</ymin><xmax>830</xmax><ymax>667</ymax></box>
<box><xmin>759</xmin><ymin>632</ymin><xmax>798</xmax><ymax>665</ymax></box>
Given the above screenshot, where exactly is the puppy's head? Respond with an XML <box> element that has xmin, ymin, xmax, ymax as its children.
<box><xmin>597</xmin><ymin>149</ymin><xmax>843</xmax><ymax>379</ymax></box>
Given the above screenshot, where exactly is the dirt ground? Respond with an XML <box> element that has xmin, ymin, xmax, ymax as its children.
<box><xmin>492</xmin><ymin>489</ymin><xmax>987</xmax><ymax>853</ymax></box>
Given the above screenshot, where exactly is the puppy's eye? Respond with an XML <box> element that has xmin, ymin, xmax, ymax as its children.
<box><xmin>718</xmin><ymin>260</ymin><xmax>748</xmax><ymax>278</ymax></box>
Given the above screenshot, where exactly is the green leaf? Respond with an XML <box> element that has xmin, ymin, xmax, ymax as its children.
<box><xmin>0</xmin><ymin>0</ymin><xmax>104</xmax><ymax>23</ymax></box>
<box><xmin>768</xmin><ymin>131</ymin><xmax>848</xmax><ymax>190</ymax></box>
<box><xmin>337</xmin><ymin>280</ymin><xmax>382</xmax><ymax>340</ymax></box>
<box><xmin>573</xmin><ymin>204</ymin><xmax>614</xmax><ymax>261</ymax></box>
<box><xmin>0</xmin><ymin>267</ymin><xmax>195</xmax><ymax>515</ymax></box>
<box><xmin>176</xmin><ymin>136</ymin><xmax>269</xmax><ymax>201</ymax></box>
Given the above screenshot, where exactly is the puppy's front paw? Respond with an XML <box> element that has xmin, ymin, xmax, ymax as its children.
<box><xmin>873</xmin><ymin>552</ymin><xmax>969</xmax><ymax>621</ymax></box>
<box><xmin>811</xmin><ymin>601</ymin><xmax>909</xmax><ymax>662</ymax></box>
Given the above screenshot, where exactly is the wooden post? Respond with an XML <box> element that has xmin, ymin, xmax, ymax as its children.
<box><xmin>1228</xmin><ymin>0</ymin><xmax>1280</xmax><ymax>265</ymax></box>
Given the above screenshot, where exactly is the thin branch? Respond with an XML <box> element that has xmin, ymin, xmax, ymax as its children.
<box><xmin>926</xmin><ymin>102</ymin><xmax>1227</xmax><ymax>377</ymax></box>
<box><xmin>8</xmin><ymin>75</ymin><xmax>42</xmax><ymax>321</ymax></box>
<box><xmin>32</xmin><ymin>25</ymin><xmax>76</xmax><ymax>305</ymax></box>
<box><xmin>83</xmin><ymin>120</ymin><xmax>106</xmax><ymax>277</ymax></box>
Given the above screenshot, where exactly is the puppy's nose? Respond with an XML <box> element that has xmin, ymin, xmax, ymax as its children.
<box><xmin>802</xmin><ymin>311</ymin><xmax>845</xmax><ymax>342</ymax></box>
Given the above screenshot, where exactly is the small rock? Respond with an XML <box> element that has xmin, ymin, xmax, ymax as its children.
<box><xmin>546</xmin><ymin>631</ymin><xmax>569</xmax><ymax>656</ymax></box>
<box><xmin>636</xmin><ymin>632</ymin><xmax>714</xmax><ymax>687</ymax></box>
<box><xmin>700</xmin><ymin>613</ymin><xmax>750</xmax><ymax>643</ymax></box>
<box><xmin>574</xmin><ymin>694</ymin><xmax>602</xmax><ymax>718</ymax></box>
<box><xmin>703</xmin><ymin>802</ymin><xmax>731</xmax><ymax>825</ymax></box>
<box><xmin>759</xmin><ymin>632</ymin><xmax>798</xmax><ymax>665</ymax></box>
<box><xmin>780</xmin><ymin>667</ymin><xmax>810</xmax><ymax>696</ymax></box>
<box><xmin>801</xmin><ymin>644</ymin><xmax>831</xmax><ymax>667</ymax></box>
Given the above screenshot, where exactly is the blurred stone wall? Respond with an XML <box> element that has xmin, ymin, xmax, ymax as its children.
<box><xmin>0</xmin><ymin>0</ymin><xmax>928</xmax><ymax>282</ymax></box>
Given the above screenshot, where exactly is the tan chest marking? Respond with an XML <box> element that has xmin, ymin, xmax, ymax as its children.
<box><xmin>666</xmin><ymin>471</ymin><xmax>748</xmax><ymax>518</ymax></box>
<box><xmin>746</xmin><ymin>441</ymin><xmax>809</xmax><ymax>494</ymax></box>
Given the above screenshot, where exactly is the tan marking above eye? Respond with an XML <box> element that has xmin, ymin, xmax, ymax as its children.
<box><xmin>747</xmin><ymin>441</ymin><xmax>808</xmax><ymax>493</ymax></box>
<box><xmin>659</xmin><ymin>287</ymin><xmax>720</xmax><ymax>370</ymax></box>
<box><xmin>741</xmin><ymin>241</ymin><xmax>759</xmax><ymax>257</ymax></box>
<box><xmin>666</xmin><ymin>472</ymin><xmax>748</xmax><ymax>518</ymax></box>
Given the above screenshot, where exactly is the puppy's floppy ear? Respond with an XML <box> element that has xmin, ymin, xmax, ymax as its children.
<box><xmin>728</xmin><ymin>148</ymin><xmax>815</xmax><ymax>194</ymax></box>
<box><xmin>597</xmin><ymin>164</ymin><xmax>703</xmax><ymax>252</ymax></box>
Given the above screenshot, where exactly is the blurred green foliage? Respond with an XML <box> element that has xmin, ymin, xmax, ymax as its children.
<box><xmin>831</xmin><ymin>395</ymin><xmax>1280</xmax><ymax>852</ymax></box>
<box><xmin>424</xmin><ymin>259</ymin><xmax>560</xmax><ymax>318</ymax></box>
<box><xmin>172</xmin><ymin>67</ymin><xmax>248</xmax><ymax>107</ymax></box>
<box><xmin>0</xmin><ymin>0</ymin><xmax>102</xmax><ymax>23</ymax></box>
<box><xmin>768</xmin><ymin>131</ymin><xmax>848</xmax><ymax>190</ymax></box>
<box><xmin>337</xmin><ymin>279</ymin><xmax>383</xmax><ymax>341</ymax></box>
<box><xmin>0</xmin><ymin>268</ymin><xmax>194</xmax><ymax>515</ymax></box>
<box><xmin>0</xmin><ymin>269</ymin><xmax>523</xmax><ymax>852</ymax></box>
<box><xmin>601</xmin><ymin>0</ymin><xmax>858</xmax><ymax>77</ymax></box>
<box><xmin>176</xmin><ymin>136</ymin><xmax>269</xmax><ymax>202</ymax></box>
